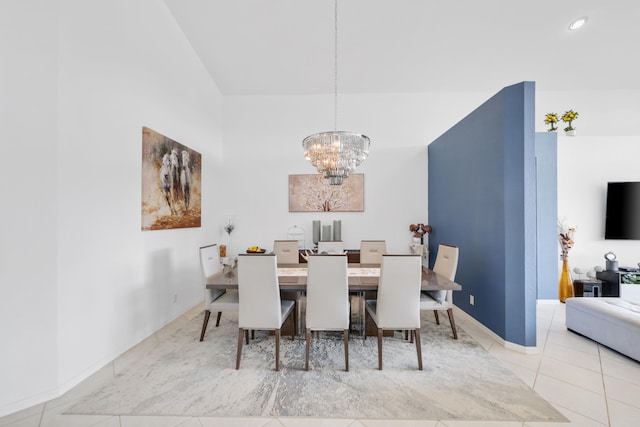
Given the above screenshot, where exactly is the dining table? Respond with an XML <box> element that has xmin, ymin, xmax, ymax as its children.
<box><xmin>206</xmin><ymin>263</ymin><xmax>462</xmax><ymax>338</ymax></box>
<box><xmin>206</xmin><ymin>263</ymin><xmax>462</xmax><ymax>292</ymax></box>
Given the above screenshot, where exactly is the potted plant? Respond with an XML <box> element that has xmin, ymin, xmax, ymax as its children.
<box><xmin>561</xmin><ymin>110</ymin><xmax>579</xmax><ymax>136</ymax></box>
<box><xmin>409</xmin><ymin>223</ymin><xmax>432</xmax><ymax>244</ymax></box>
<box><xmin>544</xmin><ymin>113</ymin><xmax>559</xmax><ymax>132</ymax></box>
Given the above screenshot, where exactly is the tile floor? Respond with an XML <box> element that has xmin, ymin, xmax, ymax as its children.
<box><xmin>2</xmin><ymin>302</ymin><xmax>640</xmax><ymax>427</ymax></box>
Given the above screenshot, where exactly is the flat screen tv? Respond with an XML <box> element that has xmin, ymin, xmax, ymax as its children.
<box><xmin>605</xmin><ymin>182</ymin><xmax>640</xmax><ymax>240</ymax></box>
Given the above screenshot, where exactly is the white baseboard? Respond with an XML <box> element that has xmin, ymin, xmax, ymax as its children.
<box><xmin>453</xmin><ymin>305</ymin><xmax>542</xmax><ymax>355</ymax></box>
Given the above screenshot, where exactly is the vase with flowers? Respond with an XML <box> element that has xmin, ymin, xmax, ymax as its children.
<box><xmin>558</xmin><ymin>220</ymin><xmax>576</xmax><ymax>302</ymax></box>
<box><xmin>222</xmin><ymin>217</ymin><xmax>235</xmax><ymax>258</ymax></box>
<box><xmin>544</xmin><ymin>113</ymin><xmax>559</xmax><ymax>132</ymax></box>
<box><xmin>409</xmin><ymin>223</ymin><xmax>432</xmax><ymax>244</ymax></box>
<box><xmin>561</xmin><ymin>110</ymin><xmax>579</xmax><ymax>136</ymax></box>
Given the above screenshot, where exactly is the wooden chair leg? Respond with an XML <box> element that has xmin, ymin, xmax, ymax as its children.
<box><xmin>409</xmin><ymin>329</ymin><xmax>414</xmax><ymax>343</ymax></box>
<box><xmin>447</xmin><ymin>308</ymin><xmax>458</xmax><ymax>339</ymax></box>
<box><xmin>235</xmin><ymin>328</ymin><xmax>244</xmax><ymax>369</ymax></box>
<box><xmin>252</xmin><ymin>330</ymin><xmax>255</xmax><ymax>340</ymax></box>
<box><xmin>361</xmin><ymin>293</ymin><xmax>366</xmax><ymax>341</ymax></box>
<box><xmin>245</xmin><ymin>329</ymin><xmax>249</xmax><ymax>344</ymax></box>
<box><xmin>414</xmin><ymin>328</ymin><xmax>423</xmax><ymax>371</ymax></box>
<box><xmin>199</xmin><ymin>310</ymin><xmax>211</xmax><ymax>342</ymax></box>
<box><xmin>215</xmin><ymin>311</ymin><xmax>222</xmax><ymax>327</ymax></box>
<box><xmin>293</xmin><ymin>292</ymin><xmax>302</xmax><ymax>336</ymax></box>
<box><xmin>305</xmin><ymin>328</ymin><xmax>311</xmax><ymax>371</ymax></box>
<box><xmin>292</xmin><ymin>304</ymin><xmax>297</xmax><ymax>340</ymax></box>
<box><xmin>363</xmin><ymin>301</ymin><xmax>369</xmax><ymax>342</ymax></box>
<box><xmin>377</xmin><ymin>328</ymin><xmax>383</xmax><ymax>370</ymax></box>
<box><xmin>275</xmin><ymin>329</ymin><xmax>281</xmax><ymax>371</ymax></box>
<box><xmin>434</xmin><ymin>310</ymin><xmax>440</xmax><ymax>325</ymax></box>
<box><xmin>344</xmin><ymin>329</ymin><xmax>349</xmax><ymax>372</ymax></box>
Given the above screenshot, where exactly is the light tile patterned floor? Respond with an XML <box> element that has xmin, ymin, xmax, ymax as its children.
<box><xmin>2</xmin><ymin>302</ymin><xmax>640</xmax><ymax>427</ymax></box>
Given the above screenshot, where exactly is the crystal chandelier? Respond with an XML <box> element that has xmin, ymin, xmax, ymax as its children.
<box><xmin>302</xmin><ymin>0</ymin><xmax>370</xmax><ymax>185</ymax></box>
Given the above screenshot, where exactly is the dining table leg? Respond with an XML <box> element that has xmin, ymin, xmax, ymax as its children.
<box><xmin>361</xmin><ymin>291</ymin><xmax>366</xmax><ymax>342</ymax></box>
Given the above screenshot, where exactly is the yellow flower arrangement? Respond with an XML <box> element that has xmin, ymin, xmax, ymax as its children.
<box><xmin>561</xmin><ymin>110</ymin><xmax>579</xmax><ymax>132</ymax></box>
<box><xmin>544</xmin><ymin>113</ymin><xmax>559</xmax><ymax>132</ymax></box>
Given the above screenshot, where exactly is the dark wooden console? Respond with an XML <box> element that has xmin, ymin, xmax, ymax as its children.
<box><xmin>594</xmin><ymin>271</ymin><xmax>622</xmax><ymax>297</ymax></box>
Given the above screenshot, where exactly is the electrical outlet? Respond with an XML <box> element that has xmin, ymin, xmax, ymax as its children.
<box><xmin>470</xmin><ymin>295</ymin><xmax>474</xmax><ymax>305</ymax></box>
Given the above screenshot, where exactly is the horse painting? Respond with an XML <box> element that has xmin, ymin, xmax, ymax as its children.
<box><xmin>141</xmin><ymin>127</ymin><xmax>202</xmax><ymax>230</ymax></box>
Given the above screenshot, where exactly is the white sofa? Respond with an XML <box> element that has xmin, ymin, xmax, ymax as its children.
<box><xmin>565</xmin><ymin>297</ymin><xmax>640</xmax><ymax>362</ymax></box>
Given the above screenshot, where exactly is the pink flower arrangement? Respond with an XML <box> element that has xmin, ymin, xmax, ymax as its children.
<box><xmin>409</xmin><ymin>223</ymin><xmax>432</xmax><ymax>240</ymax></box>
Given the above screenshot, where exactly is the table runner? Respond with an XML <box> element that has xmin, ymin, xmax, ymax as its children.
<box><xmin>277</xmin><ymin>267</ymin><xmax>380</xmax><ymax>277</ymax></box>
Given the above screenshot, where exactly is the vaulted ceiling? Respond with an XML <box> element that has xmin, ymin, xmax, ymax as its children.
<box><xmin>164</xmin><ymin>0</ymin><xmax>639</xmax><ymax>95</ymax></box>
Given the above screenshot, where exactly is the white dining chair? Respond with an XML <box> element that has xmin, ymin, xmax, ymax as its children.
<box><xmin>199</xmin><ymin>244</ymin><xmax>239</xmax><ymax>342</ymax></box>
<box><xmin>365</xmin><ymin>254</ymin><xmax>423</xmax><ymax>370</ymax></box>
<box><xmin>274</xmin><ymin>239</ymin><xmax>304</xmax><ymax>332</ymax></box>
<box><xmin>272</xmin><ymin>240</ymin><xmax>300</xmax><ymax>264</ymax></box>
<box><xmin>235</xmin><ymin>253</ymin><xmax>296</xmax><ymax>371</ymax></box>
<box><xmin>420</xmin><ymin>244</ymin><xmax>459</xmax><ymax>339</ymax></box>
<box><xmin>357</xmin><ymin>240</ymin><xmax>387</xmax><ymax>335</ymax></box>
<box><xmin>317</xmin><ymin>240</ymin><xmax>345</xmax><ymax>254</ymax></box>
<box><xmin>359</xmin><ymin>240</ymin><xmax>387</xmax><ymax>264</ymax></box>
<box><xmin>305</xmin><ymin>254</ymin><xmax>350</xmax><ymax>371</ymax></box>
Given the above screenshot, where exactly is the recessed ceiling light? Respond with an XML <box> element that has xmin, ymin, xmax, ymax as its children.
<box><xmin>569</xmin><ymin>17</ymin><xmax>587</xmax><ymax>31</ymax></box>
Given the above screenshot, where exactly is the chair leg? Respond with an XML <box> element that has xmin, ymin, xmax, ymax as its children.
<box><xmin>363</xmin><ymin>300</ymin><xmax>368</xmax><ymax>342</ymax></box>
<box><xmin>275</xmin><ymin>329</ymin><xmax>281</xmax><ymax>372</ymax></box>
<box><xmin>305</xmin><ymin>328</ymin><xmax>312</xmax><ymax>371</ymax></box>
<box><xmin>199</xmin><ymin>310</ymin><xmax>211</xmax><ymax>342</ymax></box>
<box><xmin>434</xmin><ymin>310</ymin><xmax>440</xmax><ymax>325</ymax></box>
<box><xmin>377</xmin><ymin>328</ymin><xmax>383</xmax><ymax>370</ymax></box>
<box><xmin>409</xmin><ymin>329</ymin><xmax>414</xmax><ymax>343</ymax></box>
<box><xmin>235</xmin><ymin>328</ymin><xmax>244</xmax><ymax>370</ymax></box>
<box><xmin>447</xmin><ymin>308</ymin><xmax>458</xmax><ymax>339</ymax></box>
<box><xmin>296</xmin><ymin>292</ymin><xmax>302</xmax><ymax>336</ymax></box>
<box><xmin>245</xmin><ymin>329</ymin><xmax>249</xmax><ymax>344</ymax></box>
<box><xmin>361</xmin><ymin>293</ymin><xmax>366</xmax><ymax>341</ymax></box>
<box><xmin>344</xmin><ymin>329</ymin><xmax>349</xmax><ymax>372</ymax></box>
<box><xmin>215</xmin><ymin>311</ymin><xmax>222</xmax><ymax>327</ymax></box>
<box><xmin>292</xmin><ymin>303</ymin><xmax>297</xmax><ymax>340</ymax></box>
<box><xmin>414</xmin><ymin>328</ymin><xmax>423</xmax><ymax>371</ymax></box>
<box><xmin>252</xmin><ymin>330</ymin><xmax>255</xmax><ymax>340</ymax></box>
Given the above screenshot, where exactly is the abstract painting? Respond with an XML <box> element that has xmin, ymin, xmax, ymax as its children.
<box><xmin>141</xmin><ymin>127</ymin><xmax>201</xmax><ymax>230</ymax></box>
<box><xmin>289</xmin><ymin>174</ymin><xmax>364</xmax><ymax>212</ymax></box>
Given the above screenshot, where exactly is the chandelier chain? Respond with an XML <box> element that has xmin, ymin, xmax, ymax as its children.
<box><xmin>301</xmin><ymin>0</ymin><xmax>370</xmax><ymax>185</ymax></box>
<box><xmin>334</xmin><ymin>0</ymin><xmax>338</xmax><ymax>131</ymax></box>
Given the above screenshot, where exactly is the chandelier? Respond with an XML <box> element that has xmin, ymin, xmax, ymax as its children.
<box><xmin>302</xmin><ymin>0</ymin><xmax>370</xmax><ymax>185</ymax></box>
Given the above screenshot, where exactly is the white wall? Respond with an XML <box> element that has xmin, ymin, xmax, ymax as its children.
<box><xmin>221</xmin><ymin>91</ymin><xmax>493</xmax><ymax>254</ymax></box>
<box><xmin>0</xmin><ymin>0</ymin><xmax>59</xmax><ymax>414</ymax></box>
<box><xmin>556</xmin><ymin>135</ymin><xmax>640</xmax><ymax>278</ymax></box>
<box><xmin>221</xmin><ymin>87</ymin><xmax>640</xmax><ymax>291</ymax></box>
<box><xmin>0</xmin><ymin>0</ymin><xmax>225</xmax><ymax>416</ymax></box>
<box><xmin>537</xmin><ymin>90</ymin><xmax>640</xmax><ymax>295</ymax></box>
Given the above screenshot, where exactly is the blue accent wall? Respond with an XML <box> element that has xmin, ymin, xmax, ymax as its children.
<box><xmin>535</xmin><ymin>132</ymin><xmax>558</xmax><ymax>300</ymax></box>
<box><xmin>428</xmin><ymin>82</ymin><xmax>554</xmax><ymax>347</ymax></box>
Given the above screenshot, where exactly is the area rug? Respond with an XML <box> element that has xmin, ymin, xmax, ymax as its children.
<box><xmin>68</xmin><ymin>310</ymin><xmax>566</xmax><ymax>421</ymax></box>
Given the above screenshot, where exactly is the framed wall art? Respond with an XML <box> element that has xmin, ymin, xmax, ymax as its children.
<box><xmin>288</xmin><ymin>174</ymin><xmax>364</xmax><ymax>212</ymax></box>
<box><xmin>141</xmin><ymin>126</ymin><xmax>202</xmax><ymax>230</ymax></box>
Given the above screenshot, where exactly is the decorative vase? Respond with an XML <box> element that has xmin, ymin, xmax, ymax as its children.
<box><xmin>558</xmin><ymin>258</ymin><xmax>574</xmax><ymax>302</ymax></box>
<box><xmin>566</xmin><ymin>129</ymin><xmax>576</xmax><ymax>136</ymax></box>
